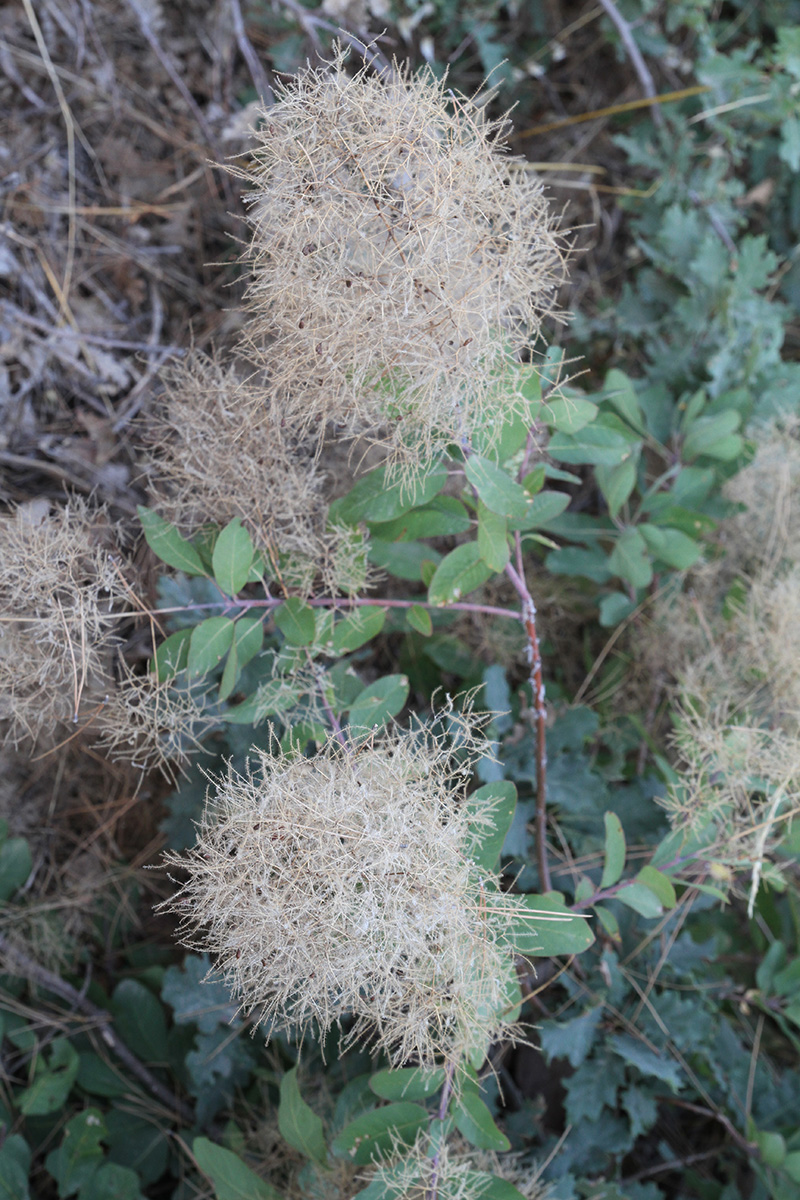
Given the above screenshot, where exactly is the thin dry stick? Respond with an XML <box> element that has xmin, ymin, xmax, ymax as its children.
<box><xmin>0</xmin><ymin>933</ymin><xmax>195</xmax><ymax>1125</ymax></box>
<box><xmin>427</xmin><ymin>1060</ymin><xmax>457</xmax><ymax>1200</ymax></box>
<box><xmin>229</xmin><ymin>0</ymin><xmax>273</xmax><ymax>103</ymax></box>
<box><xmin>505</xmin><ymin>533</ymin><xmax>551</xmax><ymax>893</ymax></box>
<box><xmin>595</xmin><ymin>0</ymin><xmax>664</xmax><ymax>127</ymax></box>
<box><xmin>278</xmin><ymin>0</ymin><xmax>393</xmax><ymax>77</ymax></box>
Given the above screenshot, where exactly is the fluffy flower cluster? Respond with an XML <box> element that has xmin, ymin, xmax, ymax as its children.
<box><xmin>148</xmin><ymin>353</ymin><xmax>372</xmax><ymax>597</ymax></box>
<box><xmin>648</xmin><ymin>421</ymin><xmax>800</xmax><ymax>911</ymax></box>
<box><xmin>162</xmin><ymin>724</ymin><xmax>521</xmax><ymax>1069</ymax></box>
<box><xmin>0</xmin><ymin>498</ymin><xmax>125</xmax><ymax>745</ymax></box>
<box><xmin>237</xmin><ymin>53</ymin><xmax>565</xmax><ymax>466</ymax></box>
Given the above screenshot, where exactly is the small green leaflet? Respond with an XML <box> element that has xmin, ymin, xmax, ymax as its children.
<box><xmin>348</xmin><ymin>674</ymin><xmax>409</xmax><ymax>736</ymax></box>
<box><xmin>608</xmin><ymin>527</ymin><xmax>652</xmax><ymax>589</ymax></box>
<box><xmin>188</xmin><ymin>617</ymin><xmax>235</xmax><ymax>678</ymax></box>
<box><xmin>332</xmin><ymin>608</ymin><xmax>386</xmax><ymax>654</ymax></box>
<box><xmin>477</xmin><ymin>502</ymin><xmax>510</xmax><ymax>571</ymax></box>
<box><xmin>406</xmin><ymin>604</ymin><xmax>433</xmax><ymax>636</ymax></box>
<box><xmin>428</xmin><ymin>543</ymin><xmax>494</xmax><ymax>606</ymax></box>
<box><xmin>334</xmin><ymin>462</ymin><xmax>447</xmax><ymax>524</ymax></box>
<box><xmin>278</xmin><ymin>1067</ymin><xmax>327</xmax><ymax>1167</ymax></box>
<box><xmin>137</xmin><ymin>506</ymin><xmax>206</xmax><ymax>576</ymax></box>
<box><xmin>369</xmin><ymin>1067</ymin><xmax>445</xmax><ymax>1102</ymax></box>
<box><xmin>274</xmin><ymin>598</ymin><xmax>316</xmax><ymax>646</ymax></box>
<box><xmin>501</xmin><ymin>894</ymin><xmax>595</xmax><ymax>957</ymax></box>
<box><xmin>601</xmin><ymin>812</ymin><xmax>626</xmax><ymax>888</ymax></box>
<box><xmin>211</xmin><ymin>519</ymin><xmax>254</xmax><ymax>597</ymax></box>
<box><xmin>464</xmin><ymin>453</ymin><xmax>530</xmax><ymax>520</ymax></box>
<box><xmin>450</xmin><ymin>1092</ymin><xmax>510</xmax><ymax>1151</ymax></box>
<box><xmin>332</xmin><ymin>1103</ymin><xmax>428</xmax><ymax>1165</ymax></box>
<box><xmin>151</xmin><ymin>628</ymin><xmax>192</xmax><ymax>682</ymax></box>
<box><xmin>193</xmin><ymin>1138</ymin><xmax>282</xmax><ymax>1200</ymax></box>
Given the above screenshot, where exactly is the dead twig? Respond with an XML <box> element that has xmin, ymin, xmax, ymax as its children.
<box><xmin>229</xmin><ymin>0</ymin><xmax>274</xmax><ymax>103</ymax></box>
<box><xmin>596</xmin><ymin>0</ymin><xmax>664</xmax><ymax>127</ymax></box>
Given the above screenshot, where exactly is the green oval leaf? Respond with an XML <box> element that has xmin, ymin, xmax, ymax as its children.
<box><xmin>348</xmin><ymin>674</ymin><xmax>409</xmax><ymax>736</ymax></box>
<box><xmin>367</xmin><ymin>496</ymin><xmax>471</xmax><ymax>540</ymax></box>
<box><xmin>111</xmin><ymin>979</ymin><xmax>169</xmax><ymax>1061</ymax></box>
<box><xmin>501</xmin><ymin>894</ymin><xmax>595</xmax><ymax>958</ymax></box>
<box><xmin>332</xmin><ymin>608</ymin><xmax>386</xmax><ymax>655</ymax></box>
<box><xmin>596</xmin><ymin>458</ymin><xmax>637</xmax><ymax>519</ymax></box>
<box><xmin>188</xmin><ymin>617</ymin><xmax>235</xmax><ymax>678</ymax></box>
<box><xmin>464</xmin><ymin>453</ymin><xmax>530</xmax><ymax>520</ymax></box>
<box><xmin>331</xmin><ymin>1103</ymin><xmax>428</xmax><ymax>1165</ymax></box>
<box><xmin>334</xmin><ymin>463</ymin><xmax>447</xmax><ymax>524</ymax></box>
<box><xmin>233</xmin><ymin>614</ymin><xmax>265</xmax><ymax>668</ymax></box>
<box><xmin>278</xmin><ymin>1067</ymin><xmax>327</xmax><ymax>1167</ymax></box>
<box><xmin>542</xmin><ymin>394</ymin><xmax>598</xmax><ymax>433</ymax></box>
<box><xmin>601</xmin><ymin>811</ymin><xmax>626</xmax><ymax>889</ymax></box>
<box><xmin>636</xmin><ymin>865</ymin><xmax>677</xmax><ymax>910</ymax></box>
<box><xmin>450</xmin><ymin>1092</ymin><xmax>510</xmax><ymax>1151</ymax></box>
<box><xmin>369</xmin><ymin>1067</ymin><xmax>445</xmax><ymax>1102</ymax></box>
<box><xmin>465</xmin><ymin>782</ymin><xmax>517</xmax><ymax>872</ymax></box>
<box><xmin>608</xmin><ymin>527</ymin><xmax>653</xmax><ymax>589</ymax></box>
<box><xmin>639</xmin><ymin>524</ymin><xmax>701</xmax><ymax>570</ymax></box>
<box><xmin>616</xmin><ymin>881</ymin><xmax>663</xmax><ymax>919</ymax></box>
<box><xmin>512</xmin><ymin>489</ymin><xmax>570</xmax><ymax>531</ymax></box>
<box><xmin>274</xmin><ymin>598</ymin><xmax>316</xmax><ymax>647</ymax></box>
<box><xmin>428</xmin><ymin>543</ymin><xmax>494</xmax><ymax>606</ymax></box>
<box><xmin>151</xmin><ymin>628</ymin><xmax>192</xmax><ymax>683</ymax></box>
<box><xmin>137</xmin><ymin>506</ymin><xmax>206</xmax><ymax>576</ymax></box>
<box><xmin>193</xmin><ymin>1138</ymin><xmax>282</xmax><ymax>1200</ymax></box>
<box><xmin>212</xmin><ymin>518</ymin><xmax>254</xmax><ymax>597</ymax></box>
<box><xmin>19</xmin><ymin>1039</ymin><xmax>79</xmax><ymax>1116</ymax></box>
<box><xmin>548</xmin><ymin>426</ymin><xmax>633</xmax><ymax>466</ymax></box>
<box><xmin>477</xmin><ymin>502</ymin><xmax>510</xmax><ymax>572</ymax></box>
<box><xmin>406</xmin><ymin>604</ymin><xmax>433</xmax><ymax>637</ymax></box>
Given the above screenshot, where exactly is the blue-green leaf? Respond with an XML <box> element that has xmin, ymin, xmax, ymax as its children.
<box><xmin>151</xmin><ymin>628</ymin><xmax>192</xmax><ymax>682</ymax></box>
<box><xmin>450</xmin><ymin>1092</ymin><xmax>510</xmax><ymax>1151</ymax></box>
<box><xmin>500</xmin><ymin>894</ymin><xmax>595</xmax><ymax>957</ymax></box>
<box><xmin>278</xmin><ymin>1067</ymin><xmax>327</xmax><ymax>1167</ymax></box>
<box><xmin>212</xmin><ymin>519</ymin><xmax>254</xmax><ymax>597</ymax></box>
<box><xmin>331</xmin><ymin>1104</ymin><xmax>428</xmax><ymax>1165</ymax></box>
<box><xmin>193</xmin><ymin>1138</ymin><xmax>282</xmax><ymax>1200</ymax></box>
<box><xmin>464</xmin><ymin>454</ymin><xmax>530</xmax><ymax>520</ymax></box>
<box><xmin>477</xmin><ymin>502</ymin><xmax>510</xmax><ymax>571</ymax></box>
<box><xmin>331</xmin><ymin>608</ymin><xmax>386</xmax><ymax>655</ymax></box>
<box><xmin>348</xmin><ymin>675</ymin><xmax>409</xmax><ymax>736</ymax></box>
<box><xmin>428</xmin><ymin>543</ymin><xmax>494</xmax><ymax>606</ymax></box>
<box><xmin>334</xmin><ymin>463</ymin><xmax>447</xmax><ymax>524</ymax></box>
<box><xmin>601</xmin><ymin>812</ymin><xmax>626</xmax><ymax>889</ymax></box>
<box><xmin>608</xmin><ymin>528</ymin><xmax>652</xmax><ymax>588</ymax></box>
<box><xmin>274</xmin><ymin>598</ymin><xmax>316</xmax><ymax>646</ymax></box>
<box><xmin>188</xmin><ymin>617</ymin><xmax>236</xmax><ymax>677</ymax></box>
<box><xmin>137</xmin><ymin>506</ymin><xmax>206</xmax><ymax>575</ymax></box>
<box><xmin>369</xmin><ymin>1067</ymin><xmax>445</xmax><ymax>1102</ymax></box>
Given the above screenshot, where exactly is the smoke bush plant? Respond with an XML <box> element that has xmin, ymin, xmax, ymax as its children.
<box><xmin>4</xmin><ymin>36</ymin><xmax>800</xmax><ymax>1200</ymax></box>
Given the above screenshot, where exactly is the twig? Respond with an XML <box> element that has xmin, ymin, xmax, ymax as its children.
<box><xmin>229</xmin><ymin>0</ymin><xmax>274</xmax><ymax>103</ymax></box>
<box><xmin>505</xmin><ymin>535</ymin><xmax>551</xmax><ymax>893</ymax></box>
<box><xmin>0</xmin><ymin>934</ymin><xmax>195</xmax><ymax>1126</ymax></box>
<box><xmin>596</xmin><ymin>0</ymin><xmax>664</xmax><ymax>127</ymax></box>
<box><xmin>427</xmin><ymin>1061</ymin><xmax>457</xmax><ymax>1200</ymax></box>
<box><xmin>278</xmin><ymin>0</ymin><xmax>393</xmax><ymax>78</ymax></box>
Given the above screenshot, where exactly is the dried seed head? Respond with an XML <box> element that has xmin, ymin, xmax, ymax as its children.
<box><xmin>0</xmin><ymin>498</ymin><xmax>125</xmax><ymax>746</ymax></box>
<box><xmin>160</xmin><ymin>719</ymin><xmax>520</xmax><ymax>1070</ymax></box>
<box><xmin>94</xmin><ymin>662</ymin><xmax>219</xmax><ymax>780</ymax></box>
<box><xmin>148</xmin><ymin>353</ymin><xmax>373</xmax><ymax>596</ymax></box>
<box><xmin>236</xmin><ymin>52</ymin><xmax>567</xmax><ymax>468</ymax></box>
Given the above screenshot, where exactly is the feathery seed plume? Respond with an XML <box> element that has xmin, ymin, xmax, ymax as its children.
<box><xmin>161</xmin><ymin>720</ymin><xmax>521</xmax><ymax>1070</ymax></box>
<box><xmin>237</xmin><ymin>52</ymin><xmax>566</xmax><ymax>467</ymax></box>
